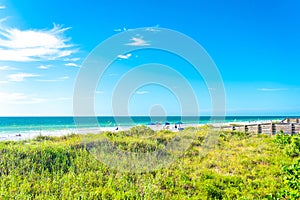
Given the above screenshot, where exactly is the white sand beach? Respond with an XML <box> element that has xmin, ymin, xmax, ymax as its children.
<box><xmin>0</xmin><ymin>119</ymin><xmax>283</xmax><ymax>141</ymax></box>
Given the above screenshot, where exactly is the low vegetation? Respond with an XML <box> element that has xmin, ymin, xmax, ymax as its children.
<box><xmin>0</xmin><ymin>126</ymin><xmax>299</xmax><ymax>199</ymax></box>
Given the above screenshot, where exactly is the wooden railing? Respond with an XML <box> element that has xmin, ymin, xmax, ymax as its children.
<box><xmin>213</xmin><ymin>118</ymin><xmax>300</xmax><ymax>134</ymax></box>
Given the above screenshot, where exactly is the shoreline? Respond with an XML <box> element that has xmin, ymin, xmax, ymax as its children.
<box><xmin>0</xmin><ymin>119</ymin><xmax>282</xmax><ymax>141</ymax></box>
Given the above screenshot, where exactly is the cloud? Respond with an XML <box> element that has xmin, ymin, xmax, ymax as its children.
<box><xmin>117</xmin><ymin>53</ymin><xmax>132</xmax><ymax>59</ymax></box>
<box><xmin>63</xmin><ymin>57</ymin><xmax>80</xmax><ymax>62</ymax></box>
<box><xmin>0</xmin><ymin>5</ymin><xmax>5</xmax><ymax>9</ymax></box>
<box><xmin>60</xmin><ymin>76</ymin><xmax>69</xmax><ymax>80</ymax></box>
<box><xmin>0</xmin><ymin>17</ymin><xmax>8</xmax><ymax>23</ymax></box>
<box><xmin>126</xmin><ymin>37</ymin><xmax>150</xmax><ymax>46</ymax></box>
<box><xmin>38</xmin><ymin>65</ymin><xmax>50</xmax><ymax>69</ymax></box>
<box><xmin>96</xmin><ymin>90</ymin><xmax>104</xmax><ymax>94</ymax></box>
<box><xmin>64</xmin><ymin>62</ymin><xmax>79</xmax><ymax>67</ymax></box>
<box><xmin>0</xmin><ymin>24</ymin><xmax>76</xmax><ymax>61</ymax></box>
<box><xmin>0</xmin><ymin>66</ymin><xmax>18</xmax><ymax>70</ymax></box>
<box><xmin>0</xmin><ymin>92</ymin><xmax>45</xmax><ymax>104</ymax></box>
<box><xmin>56</xmin><ymin>97</ymin><xmax>71</xmax><ymax>101</ymax></box>
<box><xmin>7</xmin><ymin>73</ymin><xmax>39</xmax><ymax>82</ymax></box>
<box><xmin>36</xmin><ymin>79</ymin><xmax>59</xmax><ymax>82</ymax></box>
<box><xmin>36</xmin><ymin>76</ymin><xmax>69</xmax><ymax>82</ymax></box>
<box><xmin>136</xmin><ymin>91</ymin><xmax>149</xmax><ymax>95</ymax></box>
<box><xmin>108</xmin><ymin>73</ymin><xmax>119</xmax><ymax>77</ymax></box>
<box><xmin>0</xmin><ymin>92</ymin><xmax>27</xmax><ymax>101</ymax></box>
<box><xmin>257</xmin><ymin>88</ymin><xmax>288</xmax><ymax>92</ymax></box>
<box><xmin>145</xmin><ymin>27</ymin><xmax>160</xmax><ymax>32</ymax></box>
<box><xmin>114</xmin><ymin>27</ymin><xmax>133</xmax><ymax>32</ymax></box>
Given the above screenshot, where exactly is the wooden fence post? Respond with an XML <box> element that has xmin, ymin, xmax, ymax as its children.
<box><xmin>244</xmin><ymin>125</ymin><xmax>248</xmax><ymax>133</ymax></box>
<box><xmin>271</xmin><ymin>123</ymin><xmax>276</xmax><ymax>135</ymax></box>
<box><xmin>257</xmin><ymin>124</ymin><xmax>262</xmax><ymax>134</ymax></box>
<box><xmin>291</xmin><ymin>124</ymin><xmax>295</xmax><ymax>135</ymax></box>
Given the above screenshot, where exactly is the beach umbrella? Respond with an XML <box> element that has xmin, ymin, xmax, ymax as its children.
<box><xmin>176</xmin><ymin>121</ymin><xmax>183</xmax><ymax>124</ymax></box>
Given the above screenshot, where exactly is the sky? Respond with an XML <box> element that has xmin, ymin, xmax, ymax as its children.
<box><xmin>0</xmin><ymin>0</ymin><xmax>300</xmax><ymax>116</ymax></box>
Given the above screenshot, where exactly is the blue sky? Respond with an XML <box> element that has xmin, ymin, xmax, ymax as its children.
<box><xmin>0</xmin><ymin>0</ymin><xmax>300</xmax><ymax>116</ymax></box>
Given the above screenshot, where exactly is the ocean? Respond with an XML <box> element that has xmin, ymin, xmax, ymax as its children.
<box><xmin>0</xmin><ymin>116</ymin><xmax>287</xmax><ymax>137</ymax></box>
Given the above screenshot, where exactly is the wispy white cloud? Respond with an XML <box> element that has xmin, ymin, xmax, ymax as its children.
<box><xmin>96</xmin><ymin>90</ymin><xmax>104</xmax><ymax>94</ymax></box>
<box><xmin>7</xmin><ymin>73</ymin><xmax>40</xmax><ymax>82</ymax></box>
<box><xmin>136</xmin><ymin>91</ymin><xmax>149</xmax><ymax>95</ymax></box>
<box><xmin>64</xmin><ymin>62</ymin><xmax>79</xmax><ymax>67</ymax></box>
<box><xmin>145</xmin><ymin>26</ymin><xmax>160</xmax><ymax>32</ymax></box>
<box><xmin>38</xmin><ymin>65</ymin><xmax>50</xmax><ymax>69</ymax></box>
<box><xmin>0</xmin><ymin>92</ymin><xmax>45</xmax><ymax>104</ymax></box>
<box><xmin>63</xmin><ymin>57</ymin><xmax>80</xmax><ymax>62</ymax></box>
<box><xmin>0</xmin><ymin>24</ymin><xmax>76</xmax><ymax>62</ymax></box>
<box><xmin>0</xmin><ymin>17</ymin><xmax>9</xmax><ymax>23</ymax></box>
<box><xmin>257</xmin><ymin>88</ymin><xmax>288</xmax><ymax>92</ymax></box>
<box><xmin>60</xmin><ymin>76</ymin><xmax>69</xmax><ymax>80</ymax></box>
<box><xmin>56</xmin><ymin>97</ymin><xmax>71</xmax><ymax>101</ymax></box>
<box><xmin>114</xmin><ymin>27</ymin><xmax>132</xmax><ymax>32</ymax></box>
<box><xmin>0</xmin><ymin>65</ymin><xmax>18</xmax><ymax>70</ymax></box>
<box><xmin>0</xmin><ymin>5</ymin><xmax>6</xmax><ymax>9</ymax></box>
<box><xmin>114</xmin><ymin>28</ymin><xmax>122</xmax><ymax>32</ymax></box>
<box><xmin>15</xmin><ymin>98</ymin><xmax>45</xmax><ymax>104</ymax></box>
<box><xmin>117</xmin><ymin>53</ymin><xmax>132</xmax><ymax>59</ymax></box>
<box><xmin>36</xmin><ymin>79</ymin><xmax>59</xmax><ymax>82</ymax></box>
<box><xmin>36</xmin><ymin>76</ymin><xmax>69</xmax><ymax>82</ymax></box>
<box><xmin>0</xmin><ymin>92</ymin><xmax>27</xmax><ymax>101</ymax></box>
<box><xmin>108</xmin><ymin>73</ymin><xmax>119</xmax><ymax>77</ymax></box>
<box><xmin>126</xmin><ymin>37</ymin><xmax>150</xmax><ymax>46</ymax></box>
<box><xmin>115</xmin><ymin>26</ymin><xmax>160</xmax><ymax>33</ymax></box>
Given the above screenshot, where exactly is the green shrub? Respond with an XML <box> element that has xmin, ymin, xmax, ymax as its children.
<box><xmin>274</xmin><ymin>132</ymin><xmax>290</xmax><ymax>146</ymax></box>
<box><xmin>274</xmin><ymin>133</ymin><xmax>300</xmax><ymax>157</ymax></box>
<box><xmin>128</xmin><ymin>125</ymin><xmax>155</xmax><ymax>136</ymax></box>
<box><xmin>285</xmin><ymin>136</ymin><xmax>300</xmax><ymax>157</ymax></box>
<box><xmin>274</xmin><ymin>159</ymin><xmax>300</xmax><ymax>199</ymax></box>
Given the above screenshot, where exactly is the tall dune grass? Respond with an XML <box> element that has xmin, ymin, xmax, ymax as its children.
<box><xmin>0</xmin><ymin>126</ymin><xmax>299</xmax><ymax>199</ymax></box>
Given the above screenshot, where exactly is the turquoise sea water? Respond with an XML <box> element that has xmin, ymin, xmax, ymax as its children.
<box><xmin>0</xmin><ymin>116</ymin><xmax>288</xmax><ymax>136</ymax></box>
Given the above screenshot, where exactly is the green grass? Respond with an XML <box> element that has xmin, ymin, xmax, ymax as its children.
<box><xmin>0</xmin><ymin>126</ymin><xmax>299</xmax><ymax>199</ymax></box>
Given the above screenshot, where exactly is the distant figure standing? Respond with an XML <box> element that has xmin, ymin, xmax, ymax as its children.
<box><xmin>174</xmin><ymin>124</ymin><xmax>177</xmax><ymax>129</ymax></box>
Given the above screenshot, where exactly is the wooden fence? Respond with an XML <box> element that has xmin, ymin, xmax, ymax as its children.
<box><xmin>215</xmin><ymin>122</ymin><xmax>300</xmax><ymax>135</ymax></box>
<box><xmin>281</xmin><ymin>118</ymin><xmax>300</xmax><ymax>123</ymax></box>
